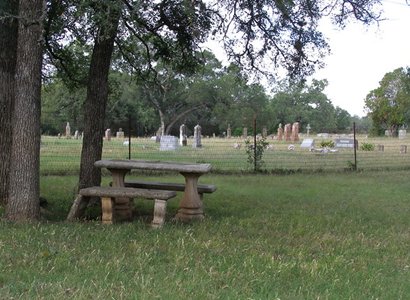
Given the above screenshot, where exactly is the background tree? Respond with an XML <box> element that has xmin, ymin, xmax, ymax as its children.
<box><xmin>364</xmin><ymin>67</ymin><xmax>410</xmax><ymax>136</ymax></box>
<box><xmin>0</xmin><ymin>0</ymin><xmax>18</xmax><ymax>207</ymax></box>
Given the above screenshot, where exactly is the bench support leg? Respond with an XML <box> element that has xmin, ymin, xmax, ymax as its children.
<box><xmin>175</xmin><ymin>173</ymin><xmax>204</xmax><ymax>222</ymax></box>
<box><xmin>151</xmin><ymin>199</ymin><xmax>167</xmax><ymax>228</ymax></box>
<box><xmin>101</xmin><ymin>197</ymin><xmax>114</xmax><ymax>224</ymax></box>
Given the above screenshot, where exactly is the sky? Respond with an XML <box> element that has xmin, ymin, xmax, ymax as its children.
<box><xmin>205</xmin><ymin>1</ymin><xmax>410</xmax><ymax>117</ymax></box>
<box><xmin>311</xmin><ymin>0</ymin><xmax>410</xmax><ymax>117</ymax></box>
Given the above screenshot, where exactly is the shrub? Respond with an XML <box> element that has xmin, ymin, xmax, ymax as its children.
<box><xmin>244</xmin><ymin>137</ymin><xmax>269</xmax><ymax>172</ymax></box>
<box><xmin>320</xmin><ymin>140</ymin><xmax>335</xmax><ymax>148</ymax></box>
<box><xmin>360</xmin><ymin>142</ymin><xmax>375</xmax><ymax>151</ymax></box>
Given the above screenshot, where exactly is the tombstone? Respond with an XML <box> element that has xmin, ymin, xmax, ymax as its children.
<box><xmin>334</xmin><ymin>138</ymin><xmax>355</xmax><ymax>148</ymax></box>
<box><xmin>243</xmin><ymin>127</ymin><xmax>248</xmax><ymax>139</ymax></box>
<box><xmin>284</xmin><ymin>123</ymin><xmax>292</xmax><ymax>141</ymax></box>
<box><xmin>155</xmin><ymin>127</ymin><xmax>162</xmax><ymax>143</ymax></box>
<box><xmin>192</xmin><ymin>124</ymin><xmax>202</xmax><ymax>148</ymax></box>
<box><xmin>385</xmin><ymin>130</ymin><xmax>391</xmax><ymax>137</ymax></box>
<box><xmin>105</xmin><ymin>129</ymin><xmax>112</xmax><ymax>141</ymax></box>
<box><xmin>116</xmin><ymin>128</ymin><xmax>124</xmax><ymax>139</ymax></box>
<box><xmin>57</xmin><ymin>133</ymin><xmax>61</xmax><ymax>139</ymax></box>
<box><xmin>227</xmin><ymin>124</ymin><xmax>232</xmax><ymax>139</ymax></box>
<box><xmin>377</xmin><ymin>144</ymin><xmax>385</xmax><ymax>152</ymax></box>
<box><xmin>160</xmin><ymin>135</ymin><xmax>179</xmax><ymax>151</ymax></box>
<box><xmin>179</xmin><ymin>124</ymin><xmax>187</xmax><ymax>146</ymax></box>
<box><xmin>306</xmin><ymin>124</ymin><xmax>311</xmax><ymax>137</ymax></box>
<box><xmin>399</xmin><ymin>129</ymin><xmax>406</xmax><ymax>140</ymax></box>
<box><xmin>291</xmin><ymin>122</ymin><xmax>299</xmax><ymax>141</ymax></box>
<box><xmin>400</xmin><ymin>145</ymin><xmax>407</xmax><ymax>154</ymax></box>
<box><xmin>74</xmin><ymin>130</ymin><xmax>79</xmax><ymax>140</ymax></box>
<box><xmin>277</xmin><ymin>123</ymin><xmax>283</xmax><ymax>141</ymax></box>
<box><xmin>300</xmin><ymin>138</ymin><xmax>314</xmax><ymax>149</ymax></box>
<box><xmin>65</xmin><ymin>122</ymin><xmax>71</xmax><ymax>139</ymax></box>
<box><xmin>262</xmin><ymin>127</ymin><xmax>267</xmax><ymax>138</ymax></box>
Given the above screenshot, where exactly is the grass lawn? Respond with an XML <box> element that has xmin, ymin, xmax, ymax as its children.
<box><xmin>1</xmin><ymin>171</ymin><xmax>410</xmax><ymax>299</ymax></box>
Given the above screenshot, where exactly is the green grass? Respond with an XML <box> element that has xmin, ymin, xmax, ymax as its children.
<box><xmin>1</xmin><ymin>171</ymin><xmax>410</xmax><ymax>299</ymax></box>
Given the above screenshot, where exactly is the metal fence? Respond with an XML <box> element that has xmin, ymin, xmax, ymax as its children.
<box><xmin>39</xmin><ymin>134</ymin><xmax>410</xmax><ymax>175</ymax></box>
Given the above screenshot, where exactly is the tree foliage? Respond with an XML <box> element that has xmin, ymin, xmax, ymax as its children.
<box><xmin>364</xmin><ymin>67</ymin><xmax>410</xmax><ymax>136</ymax></box>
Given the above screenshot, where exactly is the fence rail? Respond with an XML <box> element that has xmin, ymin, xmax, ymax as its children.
<box><xmin>39</xmin><ymin>135</ymin><xmax>410</xmax><ymax>175</ymax></box>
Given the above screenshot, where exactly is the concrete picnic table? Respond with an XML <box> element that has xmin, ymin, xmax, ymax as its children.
<box><xmin>94</xmin><ymin>159</ymin><xmax>212</xmax><ymax>222</ymax></box>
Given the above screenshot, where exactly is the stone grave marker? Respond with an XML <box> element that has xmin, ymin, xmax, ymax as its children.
<box><xmin>105</xmin><ymin>129</ymin><xmax>111</xmax><ymax>141</ymax></box>
<box><xmin>192</xmin><ymin>124</ymin><xmax>202</xmax><ymax>148</ymax></box>
<box><xmin>160</xmin><ymin>135</ymin><xmax>179</xmax><ymax>151</ymax></box>
<box><xmin>179</xmin><ymin>124</ymin><xmax>187</xmax><ymax>146</ymax></box>
<box><xmin>300</xmin><ymin>138</ymin><xmax>314</xmax><ymax>149</ymax></box>
<box><xmin>74</xmin><ymin>130</ymin><xmax>79</xmax><ymax>140</ymax></box>
<box><xmin>65</xmin><ymin>122</ymin><xmax>71</xmax><ymax>138</ymax></box>
<box><xmin>243</xmin><ymin>127</ymin><xmax>248</xmax><ymax>139</ymax></box>
<box><xmin>227</xmin><ymin>124</ymin><xmax>231</xmax><ymax>138</ymax></box>
<box><xmin>334</xmin><ymin>138</ymin><xmax>355</xmax><ymax>148</ymax></box>
<box><xmin>116</xmin><ymin>128</ymin><xmax>124</xmax><ymax>139</ymax></box>
<box><xmin>277</xmin><ymin>123</ymin><xmax>283</xmax><ymax>141</ymax></box>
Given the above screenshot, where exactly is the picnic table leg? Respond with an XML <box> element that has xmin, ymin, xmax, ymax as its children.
<box><xmin>109</xmin><ymin>168</ymin><xmax>132</xmax><ymax>221</ymax></box>
<box><xmin>175</xmin><ymin>172</ymin><xmax>204</xmax><ymax>222</ymax></box>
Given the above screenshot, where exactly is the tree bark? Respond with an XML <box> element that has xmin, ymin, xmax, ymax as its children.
<box><xmin>0</xmin><ymin>0</ymin><xmax>19</xmax><ymax>207</ymax></box>
<box><xmin>6</xmin><ymin>0</ymin><xmax>44</xmax><ymax>221</ymax></box>
<box><xmin>69</xmin><ymin>3</ymin><xmax>121</xmax><ymax>219</ymax></box>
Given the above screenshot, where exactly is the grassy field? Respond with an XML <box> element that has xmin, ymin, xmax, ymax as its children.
<box><xmin>39</xmin><ymin>135</ymin><xmax>410</xmax><ymax>175</ymax></box>
<box><xmin>1</xmin><ymin>171</ymin><xmax>409</xmax><ymax>299</ymax></box>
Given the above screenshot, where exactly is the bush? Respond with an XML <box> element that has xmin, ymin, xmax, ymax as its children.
<box><xmin>360</xmin><ymin>142</ymin><xmax>375</xmax><ymax>151</ymax></box>
<box><xmin>320</xmin><ymin>140</ymin><xmax>335</xmax><ymax>148</ymax></box>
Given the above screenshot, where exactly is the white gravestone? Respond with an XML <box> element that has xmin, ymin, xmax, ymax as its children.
<box><xmin>300</xmin><ymin>138</ymin><xmax>314</xmax><ymax>149</ymax></box>
<box><xmin>160</xmin><ymin>136</ymin><xmax>179</xmax><ymax>151</ymax></box>
<box><xmin>65</xmin><ymin>122</ymin><xmax>71</xmax><ymax>139</ymax></box>
<box><xmin>179</xmin><ymin>124</ymin><xmax>187</xmax><ymax>146</ymax></box>
<box><xmin>192</xmin><ymin>124</ymin><xmax>202</xmax><ymax>148</ymax></box>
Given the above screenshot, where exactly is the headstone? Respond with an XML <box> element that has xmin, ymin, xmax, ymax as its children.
<box><xmin>400</xmin><ymin>145</ymin><xmax>407</xmax><ymax>154</ymax></box>
<box><xmin>179</xmin><ymin>124</ymin><xmax>187</xmax><ymax>146</ymax></box>
<box><xmin>243</xmin><ymin>127</ymin><xmax>248</xmax><ymax>139</ymax></box>
<box><xmin>377</xmin><ymin>144</ymin><xmax>384</xmax><ymax>152</ymax></box>
<box><xmin>65</xmin><ymin>122</ymin><xmax>71</xmax><ymax>139</ymax></box>
<box><xmin>57</xmin><ymin>133</ymin><xmax>61</xmax><ymax>139</ymax></box>
<box><xmin>155</xmin><ymin>127</ymin><xmax>162</xmax><ymax>143</ymax></box>
<box><xmin>192</xmin><ymin>124</ymin><xmax>202</xmax><ymax>148</ymax></box>
<box><xmin>160</xmin><ymin>135</ymin><xmax>179</xmax><ymax>151</ymax></box>
<box><xmin>284</xmin><ymin>123</ymin><xmax>292</xmax><ymax>141</ymax></box>
<box><xmin>105</xmin><ymin>129</ymin><xmax>111</xmax><ymax>141</ymax></box>
<box><xmin>227</xmin><ymin>124</ymin><xmax>232</xmax><ymax>139</ymax></box>
<box><xmin>306</xmin><ymin>123</ymin><xmax>311</xmax><ymax>136</ymax></box>
<box><xmin>262</xmin><ymin>127</ymin><xmax>267</xmax><ymax>138</ymax></box>
<box><xmin>291</xmin><ymin>122</ymin><xmax>300</xmax><ymax>141</ymax></box>
<box><xmin>300</xmin><ymin>138</ymin><xmax>314</xmax><ymax>149</ymax></box>
<box><xmin>116</xmin><ymin>128</ymin><xmax>124</xmax><ymax>139</ymax></box>
<box><xmin>277</xmin><ymin>123</ymin><xmax>283</xmax><ymax>141</ymax></box>
<box><xmin>385</xmin><ymin>130</ymin><xmax>391</xmax><ymax>137</ymax></box>
<box><xmin>74</xmin><ymin>130</ymin><xmax>79</xmax><ymax>140</ymax></box>
<box><xmin>334</xmin><ymin>138</ymin><xmax>355</xmax><ymax>148</ymax></box>
<box><xmin>399</xmin><ymin>129</ymin><xmax>406</xmax><ymax>140</ymax></box>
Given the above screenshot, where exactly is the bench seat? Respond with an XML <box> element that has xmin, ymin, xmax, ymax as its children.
<box><xmin>78</xmin><ymin>186</ymin><xmax>177</xmax><ymax>227</ymax></box>
<box><xmin>123</xmin><ymin>180</ymin><xmax>217</xmax><ymax>199</ymax></box>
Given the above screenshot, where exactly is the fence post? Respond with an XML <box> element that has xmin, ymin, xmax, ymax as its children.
<box><xmin>353</xmin><ymin>122</ymin><xmax>357</xmax><ymax>171</ymax></box>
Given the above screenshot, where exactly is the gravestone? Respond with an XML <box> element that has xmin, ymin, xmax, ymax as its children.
<box><xmin>306</xmin><ymin>123</ymin><xmax>311</xmax><ymax>136</ymax></box>
<box><xmin>192</xmin><ymin>124</ymin><xmax>202</xmax><ymax>148</ymax></box>
<box><xmin>243</xmin><ymin>127</ymin><xmax>248</xmax><ymax>139</ymax></box>
<box><xmin>227</xmin><ymin>124</ymin><xmax>232</xmax><ymax>139</ymax></box>
<box><xmin>277</xmin><ymin>123</ymin><xmax>283</xmax><ymax>141</ymax></box>
<box><xmin>400</xmin><ymin>145</ymin><xmax>407</xmax><ymax>154</ymax></box>
<box><xmin>262</xmin><ymin>126</ymin><xmax>267</xmax><ymax>138</ymax></box>
<box><xmin>284</xmin><ymin>123</ymin><xmax>292</xmax><ymax>141</ymax></box>
<box><xmin>179</xmin><ymin>124</ymin><xmax>187</xmax><ymax>146</ymax></box>
<box><xmin>291</xmin><ymin>122</ymin><xmax>299</xmax><ymax>141</ymax></box>
<box><xmin>105</xmin><ymin>129</ymin><xmax>111</xmax><ymax>141</ymax></box>
<box><xmin>334</xmin><ymin>138</ymin><xmax>355</xmax><ymax>148</ymax></box>
<box><xmin>65</xmin><ymin>122</ymin><xmax>71</xmax><ymax>139</ymax></box>
<box><xmin>160</xmin><ymin>135</ymin><xmax>179</xmax><ymax>151</ymax></box>
<box><xmin>116</xmin><ymin>128</ymin><xmax>124</xmax><ymax>139</ymax></box>
<box><xmin>399</xmin><ymin>129</ymin><xmax>406</xmax><ymax>140</ymax></box>
<box><xmin>74</xmin><ymin>130</ymin><xmax>79</xmax><ymax>140</ymax></box>
<box><xmin>300</xmin><ymin>138</ymin><xmax>314</xmax><ymax>149</ymax></box>
<box><xmin>385</xmin><ymin>130</ymin><xmax>391</xmax><ymax>137</ymax></box>
<box><xmin>377</xmin><ymin>144</ymin><xmax>384</xmax><ymax>152</ymax></box>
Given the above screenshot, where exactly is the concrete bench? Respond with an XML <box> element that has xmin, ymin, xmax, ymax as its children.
<box><xmin>78</xmin><ymin>186</ymin><xmax>177</xmax><ymax>228</ymax></box>
<box><xmin>122</xmin><ymin>180</ymin><xmax>217</xmax><ymax>200</ymax></box>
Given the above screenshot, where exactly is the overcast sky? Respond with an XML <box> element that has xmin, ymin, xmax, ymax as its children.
<box><xmin>314</xmin><ymin>0</ymin><xmax>410</xmax><ymax>117</ymax></box>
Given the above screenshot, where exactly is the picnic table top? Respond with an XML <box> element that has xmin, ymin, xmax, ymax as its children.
<box><xmin>94</xmin><ymin>159</ymin><xmax>212</xmax><ymax>174</ymax></box>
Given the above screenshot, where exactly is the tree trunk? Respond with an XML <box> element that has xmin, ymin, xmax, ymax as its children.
<box><xmin>68</xmin><ymin>3</ymin><xmax>120</xmax><ymax>219</ymax></box>
<box><xmin>6</xmin><ymin>0</ymin><xmax>44</xmax><ymax>221</ymax></box>
<box><xmin>0</xmin><ymin>0</ymin><xmax>18</xmax><ymax>207</ymax></box>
